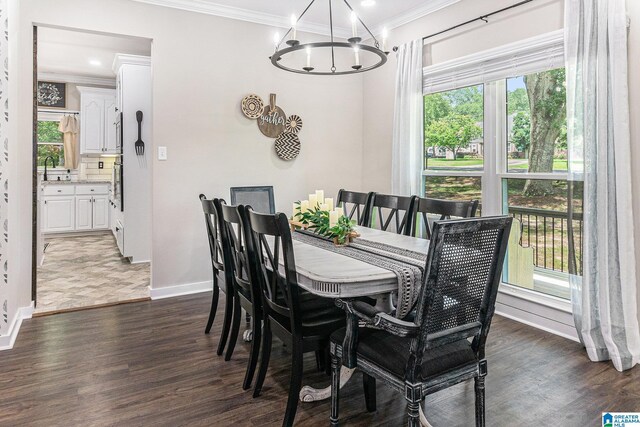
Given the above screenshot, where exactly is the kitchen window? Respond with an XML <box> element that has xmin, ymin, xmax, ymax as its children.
<box><xmin>37</xmin><ymin>119</ymin><xmax>65</xmax><ymax>168</ymax></box>
<box><xmin>422</xmin><ymin>31</ymin><xmax>582</xmax><ymax>302</ymax></box>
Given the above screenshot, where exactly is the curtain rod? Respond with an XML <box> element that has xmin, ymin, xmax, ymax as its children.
<box><xmin>38</xmin><ymin>109</ymin><xmax>79</xmax><ymax>115</ymax></box>
<box><xmin>392</xmin><ymin>0</ymin><xmax>535</xmax><ymax>52</ymax></box>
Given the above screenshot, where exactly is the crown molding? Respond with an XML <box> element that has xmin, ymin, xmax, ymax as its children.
<box><xmin>129</xmin><ymin>0</ymin><xmax>460</xmax><ymax>39</ymax></box>
<box><xmin>38</xmin><ymin>72</ymin><xmax>116</xmax><ymax>87</ymax></box>
<box><xmin>131</xmin><ymin>0</ymin><xmax>353</xmax><ymax>38</ymax></box>
<box><xmin>371</xmin><ymin>0</ymin><xmax>462</xmax><ymax>36</ymax></box>
<box><xmin>113</xmin><ymin>54</ymin><xmax>152</xmax><ymax>72</ymax></box>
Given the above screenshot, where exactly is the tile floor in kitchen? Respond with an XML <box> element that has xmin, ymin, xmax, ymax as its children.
<box><xmin>35</xmin><ymin>233</ymin><xmax>150</xmax><ymax>314</ymax></box>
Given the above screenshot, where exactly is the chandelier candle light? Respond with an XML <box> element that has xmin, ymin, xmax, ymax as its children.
<box><xmin>270</xmin><ymin>0</ymin><xmax>388</xmax><ymax>75</ymax></box>
<box><xmin>291</xmin><ymin>190</ymin><xmax>357</xmax><ymax>245</ymax></box>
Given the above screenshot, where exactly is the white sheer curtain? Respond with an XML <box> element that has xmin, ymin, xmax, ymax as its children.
<box><xmin>566</xmin><ymin>0</ymin><xmax>640</xmax><ymax>371</ymax></box>
<box><xmin>391</xmin><ymin>39</ymin><xmax>423</xmax><ymax>196</ymax></box>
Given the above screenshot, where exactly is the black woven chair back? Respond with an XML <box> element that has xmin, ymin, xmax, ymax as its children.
<box><xmin>199</xmin><ymin>195</ymin><xmax>229</xmax><ymax>274</ymax></box>
<box><xmin>366</xmin><ymin>193</ymin><xmax>417</xmax><ymax>236</ymax></box>
<box><xmin>245</xmin><ymin>209</ymin><xmax>303</xmax><ymax>335</ymax></box>
<box><xmin>412</xmin><ymin>197</ymin><xmax>479</xmax><ymax>238</ymax></box>
<box><xmin>336</xmin><ymin>189</ymin><xmax>374</xmax><ymax>226</ymax></box>
<box><xmin>409</xmin><ymin>217</ymin><xmax>512</xmax><ymax>380</ymax></box>
<box><xmin>230</xmin><ymin>186</ymin><xmax>275</xmax><ymax>214</ymax></box>
<box><xmin>221</xmin><ymin>203</ymin><xmax>255</xmax><ymax>302</ymax></box>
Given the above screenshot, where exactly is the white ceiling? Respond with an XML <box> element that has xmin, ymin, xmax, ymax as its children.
<box><xmin>131</xmin><ymin>0</ymin><xmax>460</xmax><ymax>38</ymax></box>
<box><xmin>38</xmin><ymin>27</ymin><xmax>152</xmax><ymax>80</ymax></box>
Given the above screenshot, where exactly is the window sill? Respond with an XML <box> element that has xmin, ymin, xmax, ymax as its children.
<box><xmin>498</xmin><ymin>282</ymin><xmax>572</xmax><ymax>314</ymax></box>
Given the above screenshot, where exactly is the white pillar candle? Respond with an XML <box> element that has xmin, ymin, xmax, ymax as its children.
<box><xmin>309</xmin><ymin>194</ymin><xmax>318</xmax><ymax>209</ymax></box>
<box><xmin>329</xmin><ymin>210</ymin><xmax>339</xmax><ymax>227</ymax></box>
<box><xmin>290</xmin><ymin>14</ymin><xmax>297</xmax><ymax>40</ymax></box>
<box><xmin>350</xmin><ymin>11</ymin><xmax>358</xmax><ymax>38</ymax></box>
<box><xmin>300</xmin><ymin>200</ymin><xmax>309</xmax><ymax>213</ymax></box>
<box><xmin>325</xmin><ymin>197</ymin><xmax>334</xmax><ymax>212</ymax></box>
<box><xmin>335</xmin><ymin>205</ymin><xmax>344</xmax><ymax>217</ymax></box>
<box><xmin>315</xmin><ymin>190</ymin><xmax>324</xmax><ymax>206</ymax></box>
<box><xmin>320</xmin><ymin>203</ymin><xmax>329</xmax><ymax>212</ymax></box>
<box><xmin>273</xmin><ymin>32</ymin><xmax>280</xmax><ymax>49</ymax></box>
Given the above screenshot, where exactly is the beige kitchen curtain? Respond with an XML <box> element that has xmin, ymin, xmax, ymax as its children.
<box><xmin>58</xmin><ymin>115</ymin><xmax>79</xmax><ymax>169</ymax></box>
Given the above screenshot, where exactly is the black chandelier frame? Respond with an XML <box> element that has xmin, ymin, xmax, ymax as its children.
<box><xmin>270</xmin><ymin>0</ymin><xmax>388</xmax><ymax>76</ymax></box>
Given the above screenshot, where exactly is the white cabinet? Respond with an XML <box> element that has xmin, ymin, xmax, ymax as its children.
<box><xmin>75</xmin><ymin>196</ymin><xmax>93</xmax><ymax>230</ymax></box>
<box><xmin>42</xmin><ymin>196</ymin><xmax>75</xmax><ymax>233</ymax></box>
<box><xmin>78</xmin><ymin>87</ymin><xmax>117</xmax><ymax>155</ymax></box>
<box><xmin>92</xmin><ymin>196</ymin><xmax>110</xmax><ymax>229</ymax></box>
<box><xmin>42</xmin><ymin>184</ymin><xmax>110</xmax><ymax>234</ymax></box>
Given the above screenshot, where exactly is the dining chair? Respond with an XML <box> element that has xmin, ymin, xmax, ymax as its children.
<box><xmin>245</xmin><ymin>208</ymin><xmax>346</xmax><ymax>427</ymax></box>
<box><xmin>230</xmin><ymin>186</ymin><xmax>276</xmax><ymax>214</ymax></box>
<box><xmin>411</xmin><ymin>197</ymin><xmax>479</xmax><ymax>238</ymax></box>
<box><xmin>336</xmin><ymin>189</ymin><xmax>374</xmax><ymax>226</ymax></box>
<box><xmin>199</xmin><ymin>194</ymin><xmax>236</xmax><ymax>359</ymax></box>
<box><xmin>329</xmin><ymin>216</ymin><xmax>512</xmax><ymax>427</ymax></box>
<box><xmin>220</xmin><ymin>203</ymin><xmax>263</xmax><ymax>389</ymax></box>
<box><xmin>365</xmin><ymin>193</ymin><xmax>417</xmax><ymax>236</ymax></box>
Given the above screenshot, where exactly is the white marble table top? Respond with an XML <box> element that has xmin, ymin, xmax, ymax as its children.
<box><xmin>286</xmin><ymin>226</ymin><xmax>430</xmax><ymax>298</ymax></box>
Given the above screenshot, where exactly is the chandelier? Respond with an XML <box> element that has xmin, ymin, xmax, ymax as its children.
<box><xmin>270</xmin><ymin>0</ymin><xmax>389</xmax><ymax>75</ymax></box>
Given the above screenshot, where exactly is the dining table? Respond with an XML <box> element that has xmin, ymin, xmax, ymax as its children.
<box><xmin>278</xmin><ymin>225</ymin><xmax>434</xmax><ymax>426</ymax></box>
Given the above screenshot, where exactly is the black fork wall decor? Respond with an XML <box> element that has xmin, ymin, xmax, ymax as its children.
<box><xmin>134</xmin><ymin>110</ymin><xmax>145</xmax><ymax>156</ymax></box>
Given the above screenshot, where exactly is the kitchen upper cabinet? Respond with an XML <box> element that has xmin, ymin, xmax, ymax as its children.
<box><xmin>78</xmin><ymin>87</ymin><xmax>117</xmax><ymax>155</ymax></box>
<box><xmin>42</xmin><ymin>196</ymin><xmax>75</xmax><ymax>233</ymax></box>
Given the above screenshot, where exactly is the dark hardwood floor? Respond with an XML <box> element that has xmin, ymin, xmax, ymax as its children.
<box><xmin>0</xmin><ymin>294</ymin><xmax>638</xmax><ymax>426</ymax></box>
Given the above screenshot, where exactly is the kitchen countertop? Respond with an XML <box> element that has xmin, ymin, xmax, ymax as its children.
<box><xmin>41</xmin><ymin>180</ymin><xmax>112</xmax><ymax>186</ymax></box>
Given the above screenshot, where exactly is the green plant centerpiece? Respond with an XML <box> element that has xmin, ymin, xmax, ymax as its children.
<box><xmin>293</xmin><ymin>203</ymin><xmax>356</xmax><ymax>246</ymax></box>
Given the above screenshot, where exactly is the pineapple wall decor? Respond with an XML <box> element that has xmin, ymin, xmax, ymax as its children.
<box><xmin>241</xmin><ymin>93</ymin><xmax>302</xmax><ymax>160</ymax></box>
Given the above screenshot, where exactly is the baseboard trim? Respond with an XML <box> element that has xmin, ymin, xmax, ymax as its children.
<box><xmin>149</xmin><ymin>280</ymin><xmax>212</xmax><ymax>300</ymax></box>
<box><xmin>0</xmin><ymin>302</ymin><xmax>35</xmax><ymax>351</ymax></box>
<box><xmin>495</xmin><ymin>289</ymin><xmax>579</xmax><ymax>343</ymax></box>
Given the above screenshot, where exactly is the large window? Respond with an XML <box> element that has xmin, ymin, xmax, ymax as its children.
<box><xmin>37</xmin><ymin>120</ymin><xmax>65</xmax><ymax>167</ymax></box>
<box><xmin>423</xmin><ymin>67</ymin><xmax>583</xmax><ymax>300</ymax></box>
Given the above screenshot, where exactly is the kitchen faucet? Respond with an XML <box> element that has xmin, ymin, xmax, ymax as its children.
<box><xmin>43</xmin><ymin>156</ymin><xmax>57</xmax><ymax>181</ymax></box>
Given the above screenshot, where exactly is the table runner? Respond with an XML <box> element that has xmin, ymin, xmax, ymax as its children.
<box><xmin>292</xmin><ymin>230</ymin><xmax>427</xmax><ymax>318</ymax></box>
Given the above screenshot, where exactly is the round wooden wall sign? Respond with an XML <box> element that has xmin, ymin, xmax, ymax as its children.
<box><xmin>275</xmin><ymin>132</ymin><xmax>301</xmax><ymax>160</ymax></box>
<box><xmin>258</xmin><ymin>105</ymin><xmax>287</xmax><ymax>138</ymax></box>
<box><xmin>241</xmin><ymin>94</ymin><xmax>264</xmax><ymax>119</ymax></box>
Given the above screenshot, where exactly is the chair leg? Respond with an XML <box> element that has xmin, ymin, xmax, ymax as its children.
<box><xmin>242</xmin><ymin>313</ymin><xmax>261</xmax><ymax>390</ymax></box>
<box><xmin>362</xmin><ymin>372</ymin><xmax>377</xmax><ymax>413</ymax></box>
<box><xmin>474</xmin><ymin>376</ymin><xmax>486</xmax><ymax>427</ymax></box>
<box><xmin>406</xmin><ymin>400</ymin><xmax>421</xmax><ymax>427</ymax></box>
<box><xmin>253</xmin><ymin>318</ymin><xmax>272</xmax><ymax>398</ymax></box>
<box><xmin>225</xmin><ymin>295</ymin><xmax>242</xmax><ymax>361</ymax></box>
<box><xmin>330</xmin><ymin>353</ymin><xmax>341</xmax><ymax>427</ymax></box>
<box><xmin>282</xmin><ymin>340</ymin><xmax>304</xmax><ymax>427</ymax></box>
<box><xmin>204</xmin><ymin>275</ymin><xmax>220</xmax><ymax>334</ymax></box>
<box><xmin>217</xmin><ymin>290</ymin><xmax>234</xmax><ymax>356</ymax></box>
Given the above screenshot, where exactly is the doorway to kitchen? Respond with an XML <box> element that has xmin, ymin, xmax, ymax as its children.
<box><xmin>32</xmin><ymin>25</ymin><xmax>153</xmax><ymax>315</ymax></box>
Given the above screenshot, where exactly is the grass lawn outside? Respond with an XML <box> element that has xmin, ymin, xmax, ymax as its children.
<box><xmin>426</xmin><ymin>158</ymin><xmax>568</xmax><ymax>171</ymax></box>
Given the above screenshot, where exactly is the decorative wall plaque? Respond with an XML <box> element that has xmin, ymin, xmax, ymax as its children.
<box><xmin>37</xmin><ymin>81</ymin><xmax>66</xmax><ymax>108</ymax></box>
<box><xmin>285</xmin><ymin>115</ymin><xmax>303</xmax><ymax>134</ymax></box>
<box><xmin>257</xmin><ymin>94</ymin><xmax>286</xmax><ymax>138</ymax></box>
<box><xmin>241</xmin><ymin>92</ymin><xmax>303</xmax><ymax>161</ymax></box>
<box><xmin>241</xmin><ymin>94</ymin><xmax>264</xmax><ymax>119</ymax></box>
<box><xmin>275</xmin><ymin>132</ymin><xmax>301</xmax><ymax>160</ymax></box>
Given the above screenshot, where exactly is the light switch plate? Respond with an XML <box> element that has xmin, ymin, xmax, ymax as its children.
<box><xmin>158</xmin><ymin>146</ymin><xmax>167</xmax><ymax>161</ymax></box>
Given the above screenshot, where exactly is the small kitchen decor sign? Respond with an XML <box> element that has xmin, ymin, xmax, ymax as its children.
<box><xmin>37</xmin><ymin>81</ymin><xmax>66</xmax><ymax>108</ymax></box>
<box><xmin>241</xmin><ymin>93</ymin><xmax>302</xmax><ymax>161</ymax></box>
